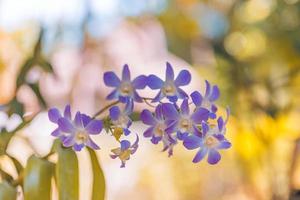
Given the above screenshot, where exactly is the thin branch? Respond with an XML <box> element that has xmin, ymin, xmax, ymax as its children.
<box><xmin>92</xmin><ymin>100</ymin><xmax>119</xmax><ymax>119</ymax></box>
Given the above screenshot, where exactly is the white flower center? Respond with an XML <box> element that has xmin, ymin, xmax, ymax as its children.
<box><xmin>114</xmin><ymin>115</ymin><xmax>129</xmax><ymax>128</ymax></box>
<box><xmin>204</xmin><ymin>135</ymin><xmax>218</xmax><ymax>148</ymax></box>
<box><xmin>179</xmin><ymin>118</ymin><xmax>192</xmax><ymax>133</ymax></box>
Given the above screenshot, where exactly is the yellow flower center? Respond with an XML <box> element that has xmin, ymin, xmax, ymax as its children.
<box><xmin>120</xmin><ymin>82</ymin><xmax>133</xmax><ymax>96</ymax></box>
<box><xmin>179</xmin><ymin>118</ymin><xmax>192</xmax><ymax>132</ymax></box>
<box><xmin>75</xmin><ymin>131</ymin><xmax>88</xmax><ymax>144</ymax></box>
<box><xmin>162</xmin><ymin>84</ymin><xmax>176</xmax><ymax>96</ymax></box>
<box><xmin>205</xmin><ymin>136</ymin><xmax>218</xmax><ymax>148</ymax></box>
<box><xmin>154</xmin><ymin>123</ymin><xmax>166</xmax><ymax>137</ymax></box>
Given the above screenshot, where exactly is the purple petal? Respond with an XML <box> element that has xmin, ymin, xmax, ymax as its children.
<box><xmin>86</xmin><ymin>138</ymin><xmax>100</xmax><ymax>150</ymax></box>
<box><xmin>204</xmin><ymin>80</ymin><xmax>211</xmax><ymax>97</ymax></box>
<box><xmin>217</xmin><ymin>141</ymin><xmax>231</xmax><ymax>149</ymax></box>
<box><xmin>143</xmin><ymin>127</ymin><xmax>154</xmax><ymax>137</ymax></box>
<box><xmin>174</xmin><ymin>70</ymin><xmax>191</xmax><ymax>86</ymax></box>
<box><xmin>132</xmin><ymin>135</ymin><xmax>139</xmax><ymax>147</ymax></box>
<box><xmin>62</xmin><ymin>135</ymin><xmax>75</xmax><ymax>147</ymax></box>
<box><xmin>155</xmin><ymin>104</ymin><xmax>164</xmax><ymax>121</ymax></box>
<box><xmin>165</xmin><ymin>62</ymin><xmax>174</xmax><ymax>81</ymax></box>
<box><xmin>211</xmin><ymin>104</ymin><xmax>218</xmax><ymax>113</ymax></box>
<box><xmin>151</xmin><ymin>136</ymin><xmax>161</xmax><ymax>144</ymax></box>
<box><xmin>167</xmin><ymin>95</ymin><xmax>178</xmax><ymax>102</ymax></box>
<box><xmin>201</xmin><ymin>122</ymin><xmax>209</xmax><ymax>135</ymax></box>
<box><xmin>183</xmin><ymin>135</ymin><xmax>201</xmax><ymax>150</ymax></box>
<box><xmin>165</xmin><ymin>121</ymin><xmax>178</xmax><ymax>134</ymax></box>
<box><xmin>107</xmin><ymin>89</ymin><xmax>119</xmax><ymax>100</ymax></box>
<box><xmin>110</xmin><ymin>154</ymin><xmax>118</xmax><ymax>159</ymax></box>
<box><xmin>74</xmin><ymin>112</ymin><xmax>83</xmax><ymax>128</ymax></box>
<box><xmin>58</xmin><ymin>118</ymin><xmax>75</xmax><ymax>133</ymax></box>
<box><xmin>73</xmin><ymin>143</ymin><xmax>85</xmax><ymax>151</ymax></box>
<box><xmin>122</xmin><ymin>64</ymin><xmax>131</xmax><ymax>81</ymax></box>
<box><xmin>162</xmin><ymin>103</ymin><xmax>178</xmax><ymax>120</ymax></box>
<box><xmin>120</xmin><ymin>140</ymin><xmax>131</xmax><ymax>151</ymax></box>
<box><xmin>48</xmin><ymin>108</ymin><xmax>61</xmax><ymax>123</ymax></box>
<box><xmin>124</xmin><ymin>99</ymin><xmax>134</xmax><ymax>115</ymax></box>
<box><xmin>64</xmin><ymin>105</ymin><xmax>71</xmax><ymax>119</ymax></box>
<box><xmin>147</xmin><ymin>75</ymin><xmax>164</xmax><ymax>89</ymax></box>
<box><xmin>81</xmin><ymin>114</ymin><xmax>92</xmax><ymax>127</ymax></box>
<box><xmin>132</xmin><ymin>75</ymin><xmax>147</xmax><ymax>89</ymax></box>
<box><xmin>85</xmin><ymin>120</ymin><xmax>103</xmax><ymax>134</ymax></box>
<box><xmin>109</xmin><ymin>106</ymin><xmax>120</xmax><ymax>121</ymax></box>
<box><xmin>193</xmin><ymin>148</ymin><xmax>208</xmax><ymax>163</ymax></box>
<box><xmin>51</xmin><ymin>128</ymin><xmax>61</xmax><ymax>137</ymax></box>
<box><xmin>103</xmin><ymin>72</ymin><xmax>120</xmax><ymax>87</ymax></box>
<box><xmin>209</xmin><ymin>85</ymin><xmax>220</xmax><ymax>102</ymax></box>
<box><xmin>191</xmin><ymin>91</ymin><xmax>203</xmax><ymax>106</ymax></box>
<box><xmin>180</xmin><ymin>99</ymin><xmax>190</xmax><ymax>115</ymax></box>
<box><xmin>217</xmin><ymin>117</ymin><xmax>224</xmax><ymax>131</ymax></box>
<box><xmin>207</xmin><ymin>149</ymin><xmax>221</xmax><ymax>164</ymax></box>
<box><xmin>177</xmin><ymin>131</ymin><xmax>188</xmax><ymax>140</ymax></box>
<box><xmin>191</xmin><ymin>108</ymin><xmax>209</xmax><ymax>123</ymax></box>
<box><xmin>214</xmin><ymin>134</ymin><xmax>225</xmax><ymax>141</ymax></box>
<box><xmin>141</xmin><ymin>110</ymin><xmax>156</xmax><ymax>125</ymax></box>
<box><xmin>176</xmin><ymin>88</ymin><xmax>188</xmax><ymax>99</ymax></box>
<box><xmin>124</xmin><ymin>128</ymin><xmax>131</xmax><ymax>136</ymax></box>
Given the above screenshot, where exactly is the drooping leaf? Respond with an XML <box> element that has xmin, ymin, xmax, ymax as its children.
<box><xmin>0</xmin><ymin>181</ymin><xmax>17</xmax><ymax>200</ymax></box>
<box><xmin>87</xmin><ymin>148</ymin><xmax>105</xmax><ymax>200</ymax></box>
<box><xmin>23</xmin><ymin>155</ymin><xmax>54</xmax><ymax>200</ymax></box>
<box><xmin>55</xmin><ymin>143</ymin><xmax>79</xmax><ymax>200</ymax></box>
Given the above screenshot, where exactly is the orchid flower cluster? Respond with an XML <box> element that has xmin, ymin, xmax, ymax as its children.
<box><xmin>48</xmin><ymin>63</ymin><xmax>231</xmax><ymax>167</ymax></box>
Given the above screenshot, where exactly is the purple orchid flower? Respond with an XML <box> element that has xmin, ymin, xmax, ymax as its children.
<box><xmin>48</xmin><ymin>105</ymin><xmax>72</xmax><ymax>141</ymax></box>
<box><xmin>103</xmin><ymin>64</ymin><xmax>147</xmax><ymax>103</ymax></box>
<box><xmin>162</xmin><ymin>99</ymin><xmax>210</xmax><ymax>140</ymax></box>
<box><xmin>141</xmin><ymin>104</ymin><xmax>178</xmax><ymax>156</ymax></box>
<box><xmin>109</xmin><ymin>100</ymin><xmax>133</xmax><ymax>136</ymax></box>
<box><xmin>48</xmin><ymin>105</ymin><xmax>103</xmax><ymax>151</ymax></box>
<box><xmin>147</xmin><ymin>62</ymin><xmax>191</xmax><ymax>102</ymax></box>
<box><xmin>191</xmin><ymin>80</ymin><xmax>220</xmax><ymax>119</ymax></box>
<box><xmin>110</xmin><ymin>135</ymin><xmax>139</xmax><ymax>168</ymax></box>
<box><xmin>183</xmin><ymin>110</ymin><xmax>231</xmax><ymax>164</ymax></box>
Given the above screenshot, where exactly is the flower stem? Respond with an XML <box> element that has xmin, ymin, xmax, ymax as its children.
<box><xmin>92</xmin><ymin>100</ymin><xmax>119</xmax><ymax>119</ymax></box>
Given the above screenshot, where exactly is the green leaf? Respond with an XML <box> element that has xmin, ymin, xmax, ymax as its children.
<box><xmin>55</xmin><ymin>143</ymin><xmax>79</xmax><ymax>200</ymax></box>
<box><xmin>0</xmin><ymin>132</ymin><xmax>13</xmax><ymax>155</ymax></box>
<box><xmin>24</xmin><ymin>155</ymin><xmax>54</xmax><ymax>200</ymax></box>
<box><xmin>87</xmin><ymin>148</ymin><xmax>105</xmax><ymax>200</ymax></box>
<box><xmin>0</xmin><ymin>181</ymin><xmax>17</xmax><ymax>200</ymax></box>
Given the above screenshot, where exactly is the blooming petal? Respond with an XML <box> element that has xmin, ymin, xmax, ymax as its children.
<box><xmin>74</xmin><ymin>112</ymin><xmax>83</xmax><ymax>128</ymax></box>
<box><xmin>207</xmin><ymin>149</ymin><xmax>221</xmax><ymax>164</ymax></box>
<box><xmin>155</xmin><ymin>104</ymin><xmax>164</xmax><ymax>121</ymax></box>
<box><xmin>191</xmin><ymin>108</ymin><xmax>209</xmax><ymax>123</ymax></box>
<box><xmin>120</xmin><ymin>140</ymin><xmax>131</xmax><ymax>151</ymax></box>
<box><xmin>165</xmin><ymin>121</ymin><xmax>178</xmax><ymax>134</ymax></box>
<box><xmin>124</xmin><ymin>128</ymin><xmax>131</xmax><ymax>136</ymax></box>
<box><xmin>183</xmin><ymin>135</ymin><xmax>201</xmax><ymax>150</ymax></box>
<box><xmin>109</xmin><ymin>106</ymin><xmax>120</xmax><ymax>121</ymax></box>
<box><xmin>193</xmin><ymin>148</ymin><xmax>208</xmax><ymax>163</ymax></box>
<box><xmin>174</xmin><ymin>70</ymin><xmax>191</xmax><ymax>86</ymax></box>
<box><xmin>85</xmin><ymin>120</ymin><xmax>103</xmax><ymax>134</ymax></box>
<box><xmin>81</xmin><ymin>114</ymin><xmax>92</xmax><ymax>127</ymax></box>
<box><xmin>165</xmin><ymin>62</ymin><xmax>174</xmax><ymax>81</ymax></box>
<box><xmin>191</xmin><ymin>91</ymin><xmax>203</xmax><ymax>106</ymax></box>
<box><xmin>201</xmin><ymin>122</ymin><xmax>209</xmax><ymax>135</ymax></box>
<box><xmin>162</xmin><ymin>103</ymin><xmax>178</xmax><ymax>120</ymax></box>
<box><xmin>180</xmin><ymin>99</ymin><xmax>189</xmax><ymax>115</ymax></box>
<box><xmin>86</xmin><ymin>138</ymin><xmax>100</xmax><ymax>150</ymax></box>
<box><xmin>176</xmin><ymin>88</ymin><xmax>188</xmax><ymax>99</ymax></box>
<box><xmin>204</xmin><ymin>80</ymin><xmax>211</xmax><ymax>97</ymax></box>
<box><xmin>209</xmin><ymin>85</ymin><xmax>220</xmax><ymax>102</ymax></box>
<box><xmin>106</xmin><ymin>89</ymin><xmax>119</xmax><ymax>100</ymax></box>
<box><xmin>143</xmin><ymin>127</ymin><xmax>154</xmax><ymax>137</ymax></box>
<box><xmin>124</xmin><ymin>99</ymin><xmax>134</xmax><ymax>115</ymax></box>
<box><xmin>147</xmin><ymin>75</ymin><xmax>164</xmax><ymax>89</ymax></box>
<box><xmin>151</xmin><ymin>136</ymin><xmax>161</xmax><ymax>144</ymax></box>
<box><xmin>58</xmin><ymin>118</ymin><xmax>75</xmax><ymax>133</ymax></box>
<box><xmin>132</xmin><ymin>75</ymin><xmax>147</xmax><ymax>89</ymax></box>
<box><xmin>217</xmin><ymin>117</ymin><xmax>224</xmax><ymax>131</ymax></box>
<box><xmin>51</xmin><ymin>128</ymin><xmax>61</xmax><ymax>137</ymax></box>
<box><xmin>103</xmin><ymin>72</ymin><xmax>120</xmax><ymax>87</ymax></box>
<box><xmin>73</xmin><ymin>143</ymin><xmax>85</xmax><ymax>151</ymax></box>
<box><xmin>217</xmin><ymin>141</ymin><xmax>231</xmax><ymax>149</ymax></box>
<box><xmin>62</xmin><ymin>135</ymin><xmax>75</xmax><ymax>147</ymax></box>
<box><xmin>48</xmin><ymin>108</ymin><xmax>61</xmax><ymax>123</ymax></box>
<box><xmin>167</xmin><ymin>95</ymin><xmax>178</xmax><ymax>102</ymax></box>
<box><xmin>122</xmin><ymin>64</ymin><xmax>131</xmax><ymax>81</ymax></box>
<box><xmin>177</xmin><ymin>131</ymin><xmax>188</xmax><ymax>140</ymax></box>
<box><xmin>64</xmin><ymin>105</ymin><xmax>71</xmax><ymax>119</ymax></box>
<box><xmin>141</xmin><ymin>110</ymin><xmax>156</xmax><ymax>125</ymax></box>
